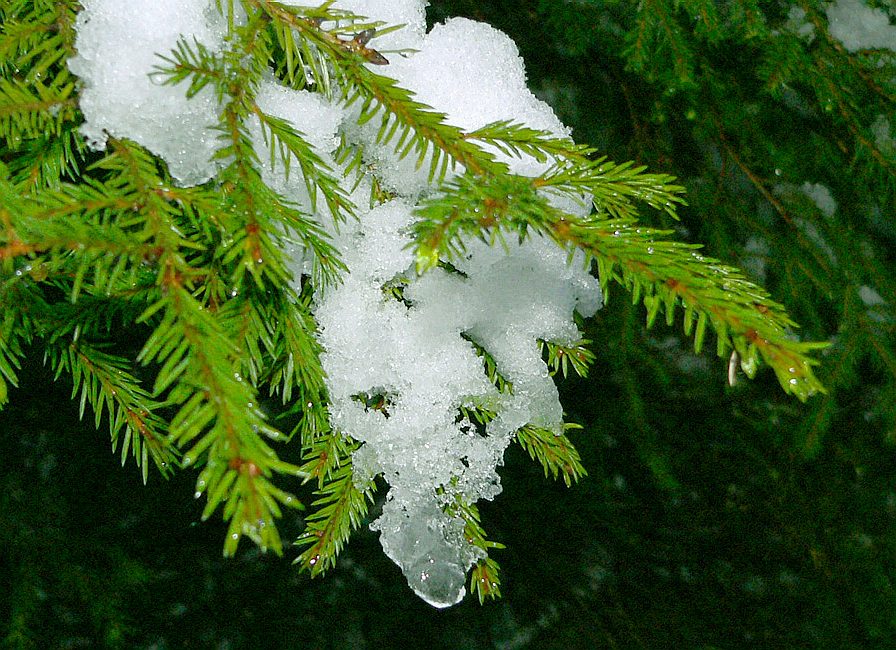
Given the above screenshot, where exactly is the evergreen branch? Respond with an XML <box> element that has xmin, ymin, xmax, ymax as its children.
<box><xmin>444</xmin><ymin>497</ymin><xmax>504</xmax><ymax>604</ymax></box>
<box><xmin>91</xmin><ymin>139</ymin><xmax>304</xmax><ymax>555</ymax></box>
<box><xmin>259</xmin><ymin>289</ymin><xmax>328</xmax><ymax>406</ymax></box>
<box><xmin>251</xmin><ymin>104</ymin><xmax>355</xmax><ymax>221</ymax></box>
<box><xmin>0</xmin><ymin>300</ymin><xmax>27</xmax><ymax>407</ymax></box>
<box><xmin>798</xmin><ymin>0</ymin><xmax>896</xmax><ymax>107</ymax></box>
<box><xmin>516</xmin><ymin>423</ymin><xmax>588</xmax><ymax>487</ymax></box>
<box><xmin>470</xmin><ymin>557</ymin><xmax>502</xmax><ymax>604</ymax></box>
<box><xmin>625</xmin><ymin>0</ymin><xmax>697</xmax><ymax>86</ymax></box>
<box><xmin>537</xmin><ymin>156</ymin><xmax>687</xmax><ymax>219</ymax></box>
<box><xmin>259</xmin><ymin>0</ymin><xmax>391</xmax><ymax>96</ymax></box>
<box><xmin>139</xmin><ymin>283</ymin><xmax>302</xmax><ymax>556</ymax></box>
<box><xmin>253</xmin><ymin>0</ymin><xmax>508</xmax><ymax>181</ymax></box>
<box><xmin>461</xmin><ymin>332</ymin><xmax>513</xmax><ymax>394</ymax></box>
<box><xmin>294</xmin><ymin>433</ymin><xmax>375</xmax><ymax>575</ymax></box>
<box><xmin>44</xmin><ymin>339</ymin><xmax>176</xmax><ymax>483</ymax></box>
<box><xmin>5</xmin><ymin>127</ymin><xmax>85</xmax><ymax>190</ymax></box>
<box><xmin>298</xmin><ymin>428</ymin><xmax>357</xmax><ymax>488</ymax></box>
<box><xmin>542</xmin><ymin>338</ymin><xmax>595</xmax><ymax>379</ymax></box>
<box><xmin>216</xmin><ymin>284</ymin><xmax>328</xmax><ymax>421</ymax></box>
<box><xmin>464</xmin><ymin>120</ymin><xmax>592</xmax><ymax>164</ymax></box>
<box><xmin>153</xmin><ymin>27</ymin><xmax>347</xmax><ymax>288</ymax></box>
<box><xmin>0</xmin><ymin>0</ymin><xmax>78</xmax><ymax>79</ymax></box>
<box><xmin>151</xmin><ymin>37</ymin><xmax>225</xmax><ymax>101</ymax></box>
<box><xmin>0</xmin><ymin>77</ymin><xmax>77</xmax><ymax>142</ymax></box>
<box><xmin>413</xmin><ymin>172</ymin><xmax>826</xmax><ymax>400</ymax></box>
<box><xmin>341</xmin><ymin>64</ymin><xmax>503</xmax><ymax>180</ymax></box>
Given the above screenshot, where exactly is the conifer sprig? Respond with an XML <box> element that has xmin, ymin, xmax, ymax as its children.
<box><xmin>254</xmin><ymin>0</ymin><xmax>509</xmax><ymax>180</ymax></box>
<box><xmin>413</xmin><ymin>172</ymin><xmax>825</xmax><ymax>400</ymax></box>
<box><xmin>516</xmin><ymin>423</ymin><xmax>588</xmax><ymax>487</ymax></box>
<box><xmin>294</xmin><ymin>432</ymin><xmax>375</xmax><ymax>575</ymax></box>
<box><xmin>44</xmin><ymin>340</ymin><xmax>175</xmax><ymax>483</ymax></box>
<box><xmin>542</xmin><ymin>339</ymin><xmax>595</xmax><ymax>378</ymax></box>
<box><xmin>445</xmin><ymin>497</ymin><xmax>504</xmax><ymax>604</ymax></box>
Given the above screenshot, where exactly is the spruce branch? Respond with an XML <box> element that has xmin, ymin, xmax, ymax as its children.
<box><xmin>294</xmin><ymin>432</ymin><xmax>375</xmax><ymax>575</ymax></box>
<box><xmin>537</xmin><ymin>156</ymin><xmax>687</xmax><ymax>219</ymax></box>
<box><xmin>464</xmin><ymin>120</ymin><xmax>593</xmax><ymax>165</ymax></box>
<box><xmin>413</xmin><ymin>172</ymin><xmax>826</xmax><ymax>400</ymax></box>
<box><xmin>44</xmin><ymin>339</ymin><xmax>175</xmax><ymax>483</ymax></box>
<box><xmin>139</xmin><ymin>283</ymin><xmax>302</xmax><ymax>555</ymax></box>
<box><xmin>252</xmin><ymin>0</ymin><xmax>508</xmax><ymax>181</ymax></box>
<box><xmin>0</xmin><ymin>0</ymin><xmax>79</xmax><ymax>78</ymax></box>
<box><xmin>443</xmin><ymin>497</ymin><xmax>504</xmax><ymax>604</ymax></box>
<box><xmin>251</xmin><ymin>105</ymin><xmax>355</xmax><ymax>221</ymax></box>
<box><xmin>461</xmin><ymin>333</ymin><xmax>513</xmax><ymax>395</ymax></box>
<box><xmin>0</xmin><ymin>300</ymin><xmax>27</xmax><ymax>407</ymax></box>
<box><xmin>516</xmin><ymin>423</ymin><xmax>588</xmax><ymax>487</ymax></box>
<box><xmin>153</xmin><ymin>31</ymin><xmax>347</xmax><ymax>288</ymax></box>
<box><xmin>6</xmin><ymin>127</ymin><xmax>85</xmax><ymax>190</ymax></box>
<box><xmin>0</xmin><ymin>78</ymin><xmax>77</xmax><ymax>144</ymax></box>
<box><xmin>542</xmin><ymin>339</ymin><xmax>595</xmax><ymax>379</ymax></box>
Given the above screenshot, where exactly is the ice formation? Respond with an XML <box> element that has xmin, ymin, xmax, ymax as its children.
<box><xmin>69</xmin><ymin>0</ymin><xmax>600</xmax><ymax>607</ymax></box>
<box><xmin>826</xmin><ymin>0</ymin><xmax>896</xmax><ymax>52</ymax></box>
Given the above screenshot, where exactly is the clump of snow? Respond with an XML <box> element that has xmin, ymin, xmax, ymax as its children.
<box><xmin>871</xmin><ymin>115</ymin><xmax>895</xmax><ymax>158</ymax></box>
<box><xmin>315</xmin><ymin>198</ymin><xmax>599</xmax><ymax>606</ymax></box>
<box><xmin>826</xmin><ymin>0</ymin><xmax>896</xmax><ymax>52</ymax></box>
<box><xmin>742</xmin><ymin>237</ymin><xmax>770</xmax><ymax>282</ymax></box>
<box><xmin>786</xmin><ymin>7</ymin><xmax>816</xmax><ymax>40</ymax></box>
<box><xmin>346</xmin><ymin>18</ymin><xmax>576</xmax><ymax>202</ymax></box>
<box><xmin>70</xmin><ymin>1</ymin><xmax>601</xmax><ymax>608</ymax></box>
<box><xmin>859</xmin><ymin>285</ymin><xmax>885</xmax><ymax>306</ymax></box>
<box><xmin>800</xmin><ymin>182</ymin><xmax>838</xmax><ymax>218</ymax></box>
<box><xmin>68</xmin><ymin>0</ymin><xmax>227</xmax><ymax>185</ymax></box>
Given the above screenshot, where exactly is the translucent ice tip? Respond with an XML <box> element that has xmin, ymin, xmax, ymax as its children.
<box><xmin>406</xmin><ymin>557</ymin><xmax>467</xmax><ymax>609</ymax></box>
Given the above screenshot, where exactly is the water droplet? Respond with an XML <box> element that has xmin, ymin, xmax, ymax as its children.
<box><xmin>194</xmin><ymin>491</ymin><xmax>202</xmax><ymax>499</ymax></box>
<box><xmin>230</xmin><ymin>288</ymin><xmax>239</xmax><ymax>298</ymax></box>
<box><xmin>789</xmin><ymin>378</ymin><xmax>798</xmax><ymax>386</ymax></box>
<box><xmin>308</xmin><ymin>555</ymin><xmax>319</xmax><ymax>566</ymax></box>
<box><xmin>647</xmin><ymin>247</ymin><xmax>655</xmax><ymax>254</ymax></box>
<box><xmin>231</xmin><ymin>533</ymin><xmax>239</xmax><ymax>540</ymax></box>
<box><xmin>183</xmin><ymin>456</ymin><xmax>192</xmax><ymax>466</ymax></box>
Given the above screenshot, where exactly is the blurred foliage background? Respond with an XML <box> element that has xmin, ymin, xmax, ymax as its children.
<box><xmin>2</xmin><ymin>0</ymin><xmax>895</xmax><ymax>647</ymax></box>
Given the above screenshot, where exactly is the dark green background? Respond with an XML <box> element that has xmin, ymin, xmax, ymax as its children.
<box><xmin>3</xmin><ymin>1</ymin><xmax>895</xmax><ymax>647</ymax></box>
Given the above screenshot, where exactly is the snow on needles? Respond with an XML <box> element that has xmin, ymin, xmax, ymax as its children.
<box><xmin>69</xmin><ymin>0</ymin><xmax>600</xmax><ymax>607</ymax></box>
